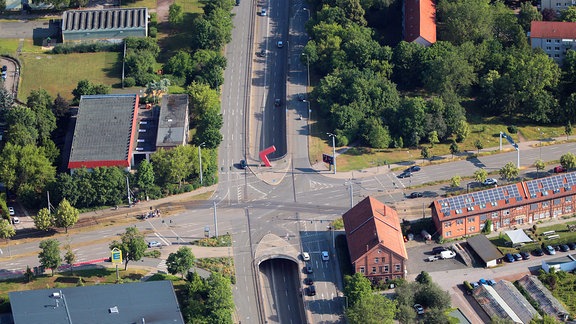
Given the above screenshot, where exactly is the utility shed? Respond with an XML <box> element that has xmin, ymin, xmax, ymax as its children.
<box><xmin>156</xmin><ymin>94</ymin><xmax>189</xmax><ymax>149</ymax></box>
<box><xmin>9</xmin><ymin>280</ymin><xmax>184</xmax><ymax>324</ymax></box>
<box><xmin>467</xmin><ymin>235</ymin><xmax>503</xmax><ymax>267</ymax></box>
<box><xmin>61</xmin><ymin>8</ymin><xmax>148</xmax><ymax>43</ymax></box>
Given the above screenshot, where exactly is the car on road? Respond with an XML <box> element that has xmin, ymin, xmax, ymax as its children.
<box><xmin>545</xmin><ymin>245</ymin><xmax>556</xmax><ymax>255</ymax></box>
<box><xmin>235</xmin><ymin>0</ymin><xmax>240</xmax><ymax>5</ymax></box>
<box><xmin>520</xmin><ymin>251</ymin><xmax>531</xmax><ymax>260</ymax></box>
<box><xmin>277</xmin><ymin>41</ymin><xmax>284</xmax><ymax>48</ymax></box>
<box><xmin>148</xmin><ymin>241</ymin><xmax>161</xmax><ymax>248</ymax></box>
<box><xmin>12</xmin><ymin>217</ymin><xmax>19</xmax><ymax>224</ymax></box>
<box><xmin>532</xmin><ymin>248</ymin><xmax>544</xmax><ymax>256</ymax></box>
<box><xmin>306</xmin><ymin>265</ymin><xmax>313</xmax><ymax>274</ymax></box>
<box><xmin>274</xmin><ymin>98</ymin><xmax>281</xmax><ymax>106</ymax></box>
<box><xmin>406</xmin><ymin>165</ymin><xmax>421</xmax><ymax>172</ymax></box>
<box><xmin>407</xmin><ymin>192</ymin><xmax>423</xmax><ymax>199</ymax></box>
<box><xmin>8</xmin><ymin>207</ymin><xmax>15</xmax><ymax>216</ymax></box>
<box><xmin>560</xmin><ymin>244</ymin><xmax>570</xmax><ymax>252</ymax></box>
<box><xmin>432</xmin><ymin>246</ymin><xmax>447</xmax><ymax>254</ymax></box>
<box><xmin>321</xmin><ymin>251</ymin><xmax>329</xmax><ymax>261</ymax></box>
<box><xmin>505</xmin><ymin>253</ymin><xmax>515</xmax><ymax>262</ymax></box>
<box><xmin>260</xmin><ymin>8</ymin><xmax>266</xmax><ymax>16</ymax></box>
<box><xmin>307</xmin><ymin>285</ymin><xmax>316</xmax><ymax>296</ymax></box>
<box><xmin>397</xmin><ymin>172</ymin><xmax>411</xmax><ymax>178</ymax></box>
<box><xmin>304</xmin><ymin>277</ymin><xmax>314</xmax><ymax>285</ymax></box>
<box><xmin>483</xmin><ymin>178</ymin><xmax>498</xmax><ymax>186</ymax></box>
<box><xmin>553</xmin><ymin>166</ymin><xmax>567</xmax><ymax>173</ymax></box>
<box><xmin>298</xmin><ymin>93</ymin><xmax>305</xmax><ymax>101</ymax></box>
<box><xmin>513</xmin><ymin>253</ymin><xmax>523</xmax><ymax>261</ymax></box>
<box><xmin>239</xmin><ymin>159</ymin><xmax>247</xmax><ymax>169</ymax></box>
<box><xmin>302</xmin><ymin>252</ymin><xmax>310</xmax><ymax>261</ymax></box>
<box><xmin>413</xmin><ymin>304</ymin><xmax>424</xmax><ymax>315</ymax></box>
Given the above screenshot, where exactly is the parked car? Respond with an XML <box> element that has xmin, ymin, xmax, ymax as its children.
<box><xmin>513</xmin><ymin>253</ymin><xmax>523</xmax><ymax>261</ymax></box>
<box><xmin>505</xmin><ymin>253</ymin><xmax>515</xmax><ymax>262</ymax></box>
<box><xmin>545</xmin><ymin>245</ymin><xmax>556</xmax><ymax>255</ymax></box>
<box><xmin>427</xmin><ymin>256</ymin><xmax>439</xmax><ymax>262</ymax></box>
<box><xmin>406</xmin><ymin>165</ymin><xmax>421</xmax><ymax>172</ymax></box>
<box><xmin>397</xmin><ymin>172</ymin><xmax>411</xmax><ymax>178</ymax></box>
<box><xmin>407</xmin><ymin>192</ymin><xmax>423</xmax><ymax>199</ymax></box>
<box><xmin>432</xmin><ymin>246</ymin><xmax>447</xmax><ymax>254</ymax></box>
<box><xmin>260</xmin><ymin>8</ymin><xmax>267</xmax><ymax>16</ymax></box>
<box><xmin>306</xmin><ymin>265</ymin><xmax>313</xmax><ymax>274</ymax></box>
<box><xmin>553</xmin><ymin>165</ymin><xmax>567</xmax><ymax>173</ymax></box>
<box><xmin>307</xmin><ymin>285</ymin><xmax>316</xmax><ymax>296</ymax></box>
<box><xmin>413</xmin><ymin>304</ymin><xmax>424</xmax><ymax>315</ymax></box>
<box><xmin>298</xmin><ymin>93</ymin><xmax>305</xmax><ymax>101</ymax></box>
<box><xmin>235</xmin><ymin>0</ymin><xmax>240</xmax><ymax>5</ymax></box>
<box><xmin>256</xmin><ymin>49</ymin><xmax>266</xmax><ymax>57</ymax></box>
<box><xmin>533</xmin><ymin>248</ymin><xmax>544</xmax><ymax>256</ymax></box>
<box><xmin>148</xmin><ymin>241</ymin><xmax>161</xmax><ymax>248</ymax></box>
<box><xmin>483</xmin><ymin>178</ymin><xmax>498</xmax><ymax>186</ymax></box>
<box><xmin>554</xmin><ymin>245</ymin><xmax>562</xmax><ymax>251</ymax></box>
<box><xmin>8</xmin><ymin>207</ymin><xmax>15</xmax><ymax>216</ymax></box>
<box><xmin>568</xmin><ymin>242</ymin><xmax>576</xmax><ymax>250</ymax></box>
<box><xmin>277</xmin><ymin>41</ymin><xmax>284</xmax><ymax>48</ymax></box>
<box><xmin>520</xmin><ymin>251</ymin><xmax>531</xmax><ymax>260</ymax></box>
<box><xmin>560</xmin><ymin>244</ymin><xmax>570</xmax><ymax>252</ymax></box>
<box><xmin>440</xmin><ymin>250</ymin><xmax>456</xmax><ymax>259</ymax></box>
<box><xmin>479</xmin><ymin>278</ymin><xmax>487</xmax><ymax>285</ymax></box>
<box><xmin>12</xmin><ymin>217</ymin><xmax>19</xmax><ymax>224</ymax></box>
<box><xmin>321</xmin><ymin>251</ymin><xmax>329</xmax><ymax>261</ymax></box>
<box><xmin>488</xmin><ymin>279</ymin><xmax>497</xmax><ymax>286</ymax></box>
<box><xmin>302</xmin><ymin>252</ymin><xmax>310</xmax><ymax>261</ymax></box>
<box><xmin>239</xmin><ymin>160</ymin><xmax>247</xmax><ymax>169</ymax></box>
<box><xmin>304</xmin><ymin>277</ymin><xmax>314</xmax><ymax>285</ymax></box>
<box><xmin>1</xmin><ymin>65</ymin><xmax>7</xmax><ymax>72</ymax></box>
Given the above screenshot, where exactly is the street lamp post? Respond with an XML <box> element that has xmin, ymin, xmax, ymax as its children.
<box><xmin>327</xmin><ymin>133</ymin><xmax>336</xmax><ymax>174</ymax></box>
<box><xmin>198</xmin><ymin>142</ymin><xmax>206</xmax><ymax>185</ymax></box>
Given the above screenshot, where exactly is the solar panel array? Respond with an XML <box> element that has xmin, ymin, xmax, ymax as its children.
<box><xmin>525</xmin><ymin>173</ymin><xmax>576</xmax><ymax>198</ymax></box>
<box><xmin>437</xmin><ymin>184</ymin><xmax>522</xmax><ymax>217</ymax></box>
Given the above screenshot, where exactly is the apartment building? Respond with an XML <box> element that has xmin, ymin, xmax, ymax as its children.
<box><xmin>530</xmin><ymin>21</ymin><xmax>576</xmax><ymax>64</ymax></box>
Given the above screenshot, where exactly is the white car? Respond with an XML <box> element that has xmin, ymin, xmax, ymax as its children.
<box><xmin>8</xmin><ymin>207</ymin><xmax>15</xmax><ymax>216</ymax></box>
<box><xmin>414</xmin><ymin>303</ymin><xmax>424</xmax><ymax>315</ymax></box>
<box><xmin>483</xmin><ymin>178</ymin><xmax>498</xmax><ymax>186</ymax></box>
<box><xmin>148</xmin><ymin>241</ymin><xmax>161</xmax><ymax>248</ymax></box>
<box><xmin>260</xmin><ymin>8</ymin><xmax>266</xmax><ymax>16</ymax></box>
<box><xmin>12</xmin><ymin>217</ymin><xmax>19</xmax><ymax>224</ymax></box>
<box><xmin>302</xmin><ymin>252</ymin><xmax>310</xmax><ymax>261</ymax></box>
<box><xmin>277</xmin><ymin>41</ymin><xmax>284</xmax><ymax>48</ymax></box>
<box><xmin>321</xmin><ymin>251</ymin><xmax>329</xmax><ymax>261</ymax></box>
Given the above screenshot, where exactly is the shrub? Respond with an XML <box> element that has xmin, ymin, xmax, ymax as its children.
<box><xmin>124</xmin><ymin>77</ymin><xmax>136</xmax><ymax>87</ymax></box>
<box><xmin>507</xmin><ymin>125</ymin><xmax>518</xmax><ymax>134</ymax></box>
<box><xmin>336</xmin><ymin>134</ymin><xmax>348</xmax><ymax>147</ymax></box>
<box><xmin>463</xmin><ymin>281</ymin><xmax>473</xmax><ymax>292</ymax></box>
<box><xmin>149</xmin><ymin>27</ymin><xmax>157</xmax><ymax>38</ymax></box>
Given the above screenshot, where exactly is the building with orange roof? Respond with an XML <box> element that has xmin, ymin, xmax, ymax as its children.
<box><xmin>342</xmin><ymin>197</ymin><xmax>408</xmax><ymax>284</ymax></box>
<box><xmin>431</xmin><ymin>172</ymin><xmax>576</xmax><ymax>239</ymax></box>
<box><xmin>403</xmin><ymin>0</ymin><xmax>437</xmax><ymax>46</ymax></box>
<box><xmin>530</xmin><ymin>21</ymin><xmax>576</xmax><ymax>64</ymax></box>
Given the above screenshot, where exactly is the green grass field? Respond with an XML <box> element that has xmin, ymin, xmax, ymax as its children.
<box><xmin>19</xmin><ymin>52</ymin><xmax>122</xmax><ymax>101</ymax></box>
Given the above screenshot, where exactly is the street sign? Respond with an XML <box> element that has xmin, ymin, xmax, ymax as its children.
<box><xmin>501</xmin><ymin>132</ymin><xmax>518</xmax><ymax>149</ymax></box>
<box><xmin>111</xmin><ymin>247</ymin><xmax>122</xmax><ymax>264</ymax></box>
<box><xmin>322</xmin><ymin>153</ymin><xmax>334</xmax><ymax>165</ymax></box>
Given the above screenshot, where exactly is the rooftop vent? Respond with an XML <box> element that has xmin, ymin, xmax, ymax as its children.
<box><xmin>109</xmin><ymin>306</ymin><xmax>119</xmax><ymax>314</ymax></box>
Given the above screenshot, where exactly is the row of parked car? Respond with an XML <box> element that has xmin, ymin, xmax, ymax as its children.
<box><xmin>505</xmin><ymin>243</ymin><xmax>576</xmax><ymax>262</ymax></box>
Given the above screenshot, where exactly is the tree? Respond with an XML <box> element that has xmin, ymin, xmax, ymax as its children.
<box><xmin>451</xmin><ymin>175</ymin><xmax>461</xmax><ymax>188</ymax></box>
<box><xmin>64</xmin><ymin>244</ymin><xmax>76</xmax><ymax>275</ymax></box>
<box><xmin>535</xmin><ymin>159</ymin><xmax>545</xmax><ymax>177</ymax></box>
<box><xmin>421</xmin><ymin>146</ymin><xmax>430</xmax><ymax>161</ymax></box>
<box><xmin>518</xmin><ymin>2</ymin><xmax>542</xmax><ymax>31</ymax></box>
<box><xmin>474</xmin><ymin>169</ymin><xmax>488</xmax><ymax>183</ymax></box>
<box><xmin>34</xmin><ymin>207</ymin><xmax>54</xmax><ymax>231</ymax></box>
<box><xmin>449</xmin><ymin>141</ymin><xmax>459</xmax><ymax>158</ymax></box>
<box><xmin>72</xmin><ymin>79</ymin><xmax>110</xmax><ymax>103</ymax></box>
<box><xmin>205</xmin><ymin>273</ymin><xmax>234</xmax><ymax>323</ymax></box>
<box><xmin>109</xmin><ymin>227</ymin><xmax>148</xmax><ymax>270</ymax></box>
<box><xmin>362</xmin><ymin>118</ymin><xmax>391</xmax><ymax>148</ymax></box>
<box><xmin>560</xmin><ymin>152</ymin><xmax>576</xmax><ymax>170</ymax></box>
<box><xmin>168</xmin><ymin>3</ymin><xmax>184</xmax><ymax>26</ymax></box>
<box><xmin>474</xmin><ymin>139</ymin><xmax>484</xmax><ymax>153</ymax></box>
<box><xmin>166</xmin><ymin>246</ymin><xmax>196</xmax><ymax>278</ymax></box>
<box><xmin>561</xmin><ymin>6</ymin><xmax>576</xmax><ymax>22</ymax></box>
<box><xmin>499</xmin><ymin>162</ymin><xmax>519</xmax><ymax>180</ymax></box>
<box><xmin>566</xmin><ymin>121</ymin><xmax>573</xmax><ymax>140</ymax></box>
<box><xmin>428</xmin><ymin>131</ymin><xmax>439</xmax><ymax>147</ymax></box>
<box><xmin>54</xmin><ymin>198</ymin><xmax>79</xmax><ymax>233</ymax></box>
<box><xmin>396</xmin><ymin>304</ymin><xmax>417</xmax><ymax>324</ymax></box>
<box><xmin>454</xmin><ymin>120</ymin><xmax>470</xmax><ymax>142</ymax></box>
<box><xmin>38</xmin><ymin>239</ymin><xmax>61</xmax><ymax>276</ymax></box>
<box><xmin>422</xmin><ymin>307</ymin><xmax>451</xmax><ymax>324</ymax></box>
<box><xmin>52</xmin><ymin>94</ymin><xmax>70</xmax><ymax>120</ymax></box>
<box><xmin>344</xmin><ymin>272</ymin><xmax>372</xmax><ymax>307</ymax></box>
<box><xmin>136</xmin><ymin>159</ymin><xmax>155</xmax><ymax>198</ymax></box>
<box><xmin>415</xmin><ymin>271</ymin><xmax>432</xmax><ymax>284</ymax></box>
<box><xmin>414</xmin><ymin>281</ymin><xmax>452</xmax><ymax>310</ymax></box>
<box><xmin>346</xmin><ymin>293</ymin><xmax>396</xmax><ymax>324</ymax></box>
<box><xmin>0</xmin><ymin>219</ymin><xmax>15</xmax><ymax>242</ymax></box>
<box><xmin>145</xmin><ymin>78</ymin><xmax>171</xmax><ymax>104</ymax></box>
<box><xmin>0</xmin><ymin>88</ymin><xmax>14</xmax><ymax>110</ymax></box>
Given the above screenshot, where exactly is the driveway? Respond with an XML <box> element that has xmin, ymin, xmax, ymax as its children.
<box><xmin>0</xmin><ymin>20</ymin><xmax>59</xmax><ymax>39</ymax></box>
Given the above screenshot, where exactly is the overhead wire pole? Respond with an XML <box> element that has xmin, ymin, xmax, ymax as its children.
<box><xmin>327</xmin><ymin>133</ymin><xmax>336</xmax><ymax>174</ymax></box>
<box><xmin>198</xmin><ymin>142</ymin><xmax>206</xmax><ymax>185</ymax></box>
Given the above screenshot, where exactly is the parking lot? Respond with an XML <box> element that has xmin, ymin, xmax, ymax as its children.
<box><xmin>406</xmin><ymin>239</ymin><xmax>470</xmax><ymax>275</ymax></box>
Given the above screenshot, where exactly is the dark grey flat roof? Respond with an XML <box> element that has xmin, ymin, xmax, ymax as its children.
<box><xmin>467</xmin><ymin>234</ymin><xmax>504</xmax><ymax>263</ymax></box>
<box><xmin>9</xmin><ymin>280</ymin><xmax>184</xmax><ymax>324</ymax></box>
<box><xmin>62</xmin><ymin>8</ymin><xmax>148</xmax><ymax>32</ymax></box>
<box><xmin>69</xmin><ymin>94</ymin><xmax>137</xmax><ymax>165</ymax></box>
<box><xmin>156</xmin><ymin>94</ymin><xmax>188</xmax><ymax>148</ymax></box>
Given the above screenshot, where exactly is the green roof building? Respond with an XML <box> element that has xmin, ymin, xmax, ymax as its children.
<box><xmin>61</xmin><ymin>8</ymin><xmax>148</xmax><ymax>43</ymax></box>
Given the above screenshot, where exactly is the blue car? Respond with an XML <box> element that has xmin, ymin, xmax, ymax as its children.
<box><xmin>505</xmin><ymin>253</ymin><xmax>515</xmax><ymax>262</ymax></box>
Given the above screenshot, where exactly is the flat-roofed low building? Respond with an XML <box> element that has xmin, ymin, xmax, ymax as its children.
<box><xmin>68</xmin><ymin>94</ymin><xmax>139</xmax><ymax>171</ymax></box>
<box><xmin>61</xmin><ymin>8</ymin><xmax>148</xmax><ymax>43</ymax></box>
<box><xmin>467</xmin><ymin>235</ymin><xmax>503</xmax><ymax>268</ymax></box>
<box><xmin>155</xmin><ymin>94</ymin><xmax>189</xmax><ymax>149</ymax></box>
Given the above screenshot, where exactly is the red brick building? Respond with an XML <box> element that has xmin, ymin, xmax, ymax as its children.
<box><xmin>432</xmin><ymin>172</ymin><xmax>576</xmax><ymax>239</ymax></box>
<box><xmin>342</xmin><ymin>197</ymin><xmax>408</xmax><ymax>284</ymax></box>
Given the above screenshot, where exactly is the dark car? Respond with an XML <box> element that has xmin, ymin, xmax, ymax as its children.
<box><xmin>1</xmin><ymin>65</ymin><xmax>6</xmax><ymax>72</ymax></box>
<box><xmin>408</xmin><ymin>192</ymin><xmax>423</xmax><ymax>199</ymax></box>
<box><xmin>505</xmin><ymin>253</ymin><xmax>515</xmax><ymax>262</ymax></box>
<box><xmin>239</xmin><ymin>160</ymin><xmax>247</xmax><ymax>169</ymax></box>
<box><xmin>307</xmin><ymin>285</ymin><xmax>316</xmax><ymax>296</ymax></box>
<box><xmin>406</xmin><ymin>165</ymin><xmax>421</xmax><ymax>172</ymax></box>
<box><xmin>554</xmin><ymin>245</ymin><xmax>562</xmax><ymax>251</ymax></box>
<box><xmin>560</xmin><ymin>244</ymin><xmax>570</xmax><ymax>252</ymax></box>
<box><xmin>568</xmin><ymin>242</ymin><xmax>576</xmax><ymax>250</ymax></box>
<box><xmin>298</xmin><ymin>93</ymin><xmax>305</xmax><ymax>101</ymax></box>
<box><xmin>274</xmin><ymin>98</ymin><xmax>281</xmax><ymax>106</ymax></box>
<box><xmin>553</xmin><ymin>166</ymin><xmax>567</xmax><ymax>173</ymax></box>
<box><xmin>304</xmin><ymin>277</ymin><xmax>314</xmax><ymax>285</ymax></box>
<box><xmin>532</xmin><ymin>248</ymin><xmax>544</xmax><ymax>256</ymax></box>
<box><xmin>397</xmin><ymin>172</ymin><xmax>411</xmax><ymax>178</ymax></box>
<box><xmin>520</xmin><ymin>251</ymin><xmax>531</xmax><ymax>260</ymax></box>
<box><xmin>235</xmin><ymin>0</ymin><xmax>240</xmax><ymax>5</ymax></box>
<box><xmin>305</xmin><ymin>265</ymin><xmax>313</xmax><ymax>274</ymax></box>
<box><xmin>513</xmin><ymin>253</ymin><xmax>523</xmax><ymax>261</ymax></box>
<box><xmin>256</xmin><ymin>49</ymin><xmax>266</xmax><ymax>57</ymax></box>
<box><xmin>432</xmin><ymin>246</ymin><xmax>447</xmax><ymax>254</ymax></box>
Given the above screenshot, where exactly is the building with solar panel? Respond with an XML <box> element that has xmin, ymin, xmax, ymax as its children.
<box><xmin>431</xmin><ymin>172</ymin><xmax>576</xmax><ymax>239</ymax></box>
<box><xmin>61</xmin><ymin>8</ymin><xmax>148</xmax><ymax>43</ymax></box>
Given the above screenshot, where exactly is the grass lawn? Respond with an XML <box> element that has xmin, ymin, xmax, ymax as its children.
<box><xmin>121</xmin><ymin>0</ymin><xmax>157</xmax><ymax>9</ymax></box>
<box><xmin>539</xmin><ymin>270</ymin><xmax>576</xmax><ymax>316</ymax></box>
<box><xmin>0</xmin><ymin>39</ymin><xmax>21</xmax><ymax>54</ymax></box>
<box><xmin>19</xmin><ymin>51</ymin><xmax>121</xmax><ymax>101</ymax></box>
<box><xmin>490</xmin><ymin>219</ymin><xmax>576</xmax><ymax>254</ymax></box>
<box><xmin>175</xmin><ymin>0</ymin><xmax>203</xmax><ymax>14</ymax></box>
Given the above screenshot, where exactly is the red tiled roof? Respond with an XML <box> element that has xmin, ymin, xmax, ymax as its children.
<box><xmin>531</xmin><ymin>21</ymin><xmax>576</xmax><ymax>39</ymax></box>
<box><xmin>342</xmin><ymin>197</ymin><xmax>408</xmax><ymax>263</ymax></box>
<box><xmin>404</xmin><ymin>0</ymin><xmax>436</xmax><ymax>44</ymax></box>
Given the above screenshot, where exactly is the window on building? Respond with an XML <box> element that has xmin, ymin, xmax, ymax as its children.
<box><xmin>492</xmin><ymin>212</ymin><xmax>499</xmax><ymax>218</ymax></box>
<box><xmin>444</xmin><ymin>222</ymin><xmax>451</xmax><ymax>227</ymax></box>
<box><xmin>503</xmin><ymin>209</ymin><xmax>510</xmax><ymax>215</ymax></box>
<box><xmin>546</xmin><ymin>46</ymin><xmax>552</xmax><ymax>50</ymax></box>
<box><xmin>445</xmin><ymin>231</ymin><xmax>451</xmax><ymax>237</ymax></box>
<box><xmin>567</xmin><ymin>196</ymin><xmax>573</xmax><ymax>202</ymax></box>
<box><xmin>468</xmin><ymin>217</ymin><xmax>475</xmax><ymax>222</ymax></box>
<box><xmin>384</xmin><ymin>265</ymin><xmax>389</xmax><ymax>273</ymax></box>
<box><xmin>372</xmin><ymin>267</ymin><xmax>377</xmax><ymax>273</ymax></box>
<box><xmin>480</xmin><ymin>214</ymin><xmax>487</xmax><ymax>221</ymax></box>
<box><xmin>530</xmin><ymin>203</ymin><xmax>538</xmax><ymax>210</ymax></box>
<box><xmin>374</xmin><ymin>257</ymin><xmax>378</xmax><ymax>263</ymax></box>
<box><xmin>554</xmin><ymin>199</ymin><xmax>561</xmax><ymax>205</ymax></box>
<box><xmin>360</xmin><ymin>267</ymin><xmax>365</xmax><ymax>273</ymax></box>
<box><xmin>556</xmin><ymin>39</ymin><xmax>561</xmax><ymax>43</ymax></box>
<box><xmin>394</xmin><ymin>264</ymin><xmax>401</xmax><ymax>272</ymax></box>
<box><xmin>469</xmin><ymin>226</ymin><xmax>476</xmax><ymax>232</ymax></box>
<box><xmin>555</xmin><ymin>54</ymin><xmax>560</xmax><ymax>58</ymax></box>
<box><xmin>543</xmin><ymin>201</ymin><xmax>550</xmax><ymax>207</ymax></box>
<box><xmin>380</xmin><ymin>266</ymin><xmax>384</xmax><ymax>273</ymax></box>
<box><xmin>556</xmin><ymin>47</ymin><xmax>561</xmax><ymax>51</ymax></box>
<box><xmin>547</xmin><ymin>39</ymin><xmax>552</xmax><ymax>42</ymax></box>
<box><xmin>456</xmin><ymin>219</ymin><xmax>464</xmax><ymax>225</ymax></box>
<box><xmin>566</xmin><ymin>206</ymin><xmax>573</xmax><ymax>213</ymax></box>
<box><xmin>504</xmin><ymin>218</ymin><xmax>510</xmax><ymax>225</ymax></box>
